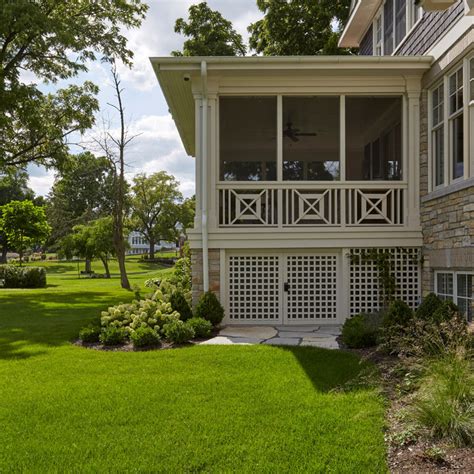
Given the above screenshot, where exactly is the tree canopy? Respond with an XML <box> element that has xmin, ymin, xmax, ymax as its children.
<box><xmin>248</xmin><ymin>0</ymin><xmax>352</xmax><ymax>56</ymax></box>
<box><xmin>46</xmin><ymin>152</ymin><xmax>116</xmax><ymax>245</ymax></box>
<box><xmin>0</xmin><ymin>0</ymin><xmax>148</xmax><ymax>169</ymax></box>
<box><xmin>171</xmin><ymin>2</ymin><xmax>246</xmax><ymax>56</ymax></box>
<box><xmin>130</xmin><ymin>172</ymin><xmax>183</xmax><ymax>259</ymax></box>
<box><xmin>0</xmin><ymin>200</ymin><xmax>50</xmax><ymax>263</ymax></box>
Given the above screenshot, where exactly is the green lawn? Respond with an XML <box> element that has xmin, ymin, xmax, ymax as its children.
<box><xmin>0</xmin><ymin>258</ymin><xmax>387</xmax><ymax>472</ymax></box>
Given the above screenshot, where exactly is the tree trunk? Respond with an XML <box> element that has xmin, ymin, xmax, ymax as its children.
<box><xmin>149</xmin><ymin>239</ymin><xmax>155</xmax><ymax>260</ymax></box>
<box><xmin>0</xmin><ymin>246</ymin><xmax>7</xmax><ymax>264</ymax></box>
<box><xmin>100</xmin><ymin>255</ymin><xmax>111</xmax><ymax>278</ymax></box>
<box><xmin>85</xmin><ymin>259</ymin><xmax>92</xmax><ymax>273</ymax></box>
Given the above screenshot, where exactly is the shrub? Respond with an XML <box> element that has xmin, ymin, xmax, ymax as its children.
<box><xmin>383</xmin><ymin>300</ymin><xmax>413</xmax><ymax>327</ymax></box>
<box><xmin>79</xmin><ymin>325</ymin><xmax>101</xmax><ymax>343</ymax></box>
<box><xmin>415</xmin><ymin>293</ymin><xmax>443</xmax><ymax>321</ymax></box>
<box><xmin>170</xmin><ymin>290</ymin><xmax>193</xmax><ymax>322</ymax></box>
<box><xmin>0</xmin><ymin>265</ymin><xmax>47</xmax><ymax>288</ymax></box>
<box><xmin>99</xmin><ymin>327</ymin><xmax>127</xmax><ymax>346</ymax></box>
<box><xmin>432</xmin><ymin>299</ymin><xmax>460</xmax><ymax>324</ymax></box>
<box><xmin>195</xmin><ymin>291</ymin><xmax>224</xmax><ymax>326</ymax></box>
<box><xmin>169</xmin><ymin>256</ymin><xmax>191</xmax><ymax>292</ymax></box>
<box><xmin>130</xmin><ymin>327</ymin><xmax>160</xmax><ymax>348</ymax></box>
<box><xmin>187</xmin><ymin>317</ymin><xmax>213</xmax><ymax>338</ymax></box>
<box><xmin>163</xmin><ymin>320</ymin><xmax>195</xmax><ymax>344</ymax></box>
<box><xmin>341</xmin><ymin>313</ymin><xmax>382</xmax><ymax>348</ymax></box>
<box><xmin>413</xmin><ymin>355</ymin><xmax>474</xmax><ymax>446</ymax></box>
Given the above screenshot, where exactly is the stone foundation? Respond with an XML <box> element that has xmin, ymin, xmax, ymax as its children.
<box><xmin>190</xmin><ymin>248</ymin><xmax>220</xmax><ymax>307</ymax></box>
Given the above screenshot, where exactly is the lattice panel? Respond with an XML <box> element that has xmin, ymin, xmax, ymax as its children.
<box><xmin>349</xmin><ymin>248</ymin><xmax>420</xmax><ymax>316</ymax></box>
<box><xmin>286</xmin><ymin>255</ymin><xmax>338</xmax><ymax>320</ymax></box>
<box><xmin>228</xmin><ymin>255</ymin><xmax>280</xmax><ymax>321</ymax></box>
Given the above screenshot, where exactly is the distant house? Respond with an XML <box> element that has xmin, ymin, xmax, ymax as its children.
<box><xmin>127</xmin><ymin>231</ymin><xmax>176</xmax><ymax>256</ymax></box>
<box><xmin>151</xmin><ymin>0</ymin><xmax>473</xmax><ymax>325</ymax></box>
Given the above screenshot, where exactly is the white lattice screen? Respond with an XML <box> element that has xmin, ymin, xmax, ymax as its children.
<box><xmin>349</xmin><ymin>248</ymin><xmax>421</xmax><ymax>316</ymax></box>
<box><xmin>228</xmin><ymin>255</ymin><xmax>280</xmax><ymax>321</ymax></box>
<box><xmin>286</xmin><ymin>255</ymin><xmax>338</xmax><ymax>320</ymax></box>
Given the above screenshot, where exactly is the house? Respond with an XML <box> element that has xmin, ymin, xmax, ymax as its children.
<box><xmin>126</xmin><ymin>231</ymin><xmax>176</xmax><ymax>256</ymax></box>
<box><xmin>151</xmin><ymin>0</ymin><xmax>473</xmax><ymax>325</ymax></box>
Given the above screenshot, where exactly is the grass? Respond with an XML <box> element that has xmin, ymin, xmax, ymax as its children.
<box><xmin>0</xmin><ymin>258</ymin><xmax>388</xmax><ymax>472</ymax></box>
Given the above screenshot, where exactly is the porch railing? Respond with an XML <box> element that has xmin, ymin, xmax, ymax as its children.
<box><xmin>217</xmin><ymin>182</ymin><xmax>406</xmax><ymax>228</ymax></box>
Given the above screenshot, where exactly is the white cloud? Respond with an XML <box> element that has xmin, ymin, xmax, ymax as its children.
<box><xmin>28</xmin><ymin>168</ymin><xmax>55</xmax><ymax>197</ymax></box>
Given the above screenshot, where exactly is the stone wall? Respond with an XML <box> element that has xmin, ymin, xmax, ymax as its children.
<box><xmin>419</xmin><ymin>92</ymin><xmax>474</xmax><ymax>295</ymax></box>
<box><xmin>190</xmin><ymin>248</ymin><xmax>220</xmax><ymax>307</ymax></box>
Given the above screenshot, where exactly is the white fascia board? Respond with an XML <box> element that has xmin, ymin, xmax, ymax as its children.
<box><xmin>338</xmin><ymin>0</ymin><xmax>383</xmax><ymax>48</ymax></box>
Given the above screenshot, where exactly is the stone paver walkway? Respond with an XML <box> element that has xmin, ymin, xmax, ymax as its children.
<box><xmin>199</xmin><ymin>325</ymin><xmax>341</xmax><ymax>349</ymax></box>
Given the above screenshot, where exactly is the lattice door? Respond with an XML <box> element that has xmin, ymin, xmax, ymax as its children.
<box><xmin>228</xmin><ymin>255</ymin><xmax>281</xmax><ymax>322</ymax></box>
<box><xmin>285</xmin><ymin>254</ymin><xmax>338</xmax><ymax>322</ymax></box>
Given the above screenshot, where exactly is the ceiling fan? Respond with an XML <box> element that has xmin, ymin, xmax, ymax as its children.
<box><xmin>283</xmin><ymin>122</ymin><xmax>317</xmax><ymax>142</ymax></box>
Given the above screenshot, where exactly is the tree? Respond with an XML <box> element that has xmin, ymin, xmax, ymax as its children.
<box><xmin>46</xmin><ymin>152</ymin><xmax>116</xmax><ymax>245</ymax></box>
<box><xmin>92</xmin><ymin>64</ymin><xmax>135</xmax><ymax>290</ymax></box>
<box><xmin>248</xmin><ymin>0</ymin><xmax>353</xmax><ymax>56</ymax></box>
<box><xmin>0</xmin><ymin>170</ymin><xmax>35</xmax><ymax>262</ymax></box>
<box><xmin>0</xmin><ymin>0</ymin><xmax>148</xmax><ymax>169</ymax></box>
<box><xmin>171</xmin><ymin>2</ymin><xmax>246</xmax><ymax>57</ymax></box>
<box><xmin>179</xmin><ymin>196</ymin><xmax>196</xmax><ymax>234</ymax></box>
<box><xmin>0</xmin><ymin>200</ymin><xmax>51</xmax><ymax>264</ymax></box>
<box><xmin>60</xmin><ymin>217</ymin><xmax>117</xmax><ymax>278</ymax></box>
<box><xmin>131</xmin><ymin>172</ymin><xmax>183</xmax><ymax>260</ymax></box>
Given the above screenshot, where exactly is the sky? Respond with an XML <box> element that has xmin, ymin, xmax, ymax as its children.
<box><xmin>28</xmin><ymin>0</ymin><xmax>262</xmax><ymax>198</ymax></box>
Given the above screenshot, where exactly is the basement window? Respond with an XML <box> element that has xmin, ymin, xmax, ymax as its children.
<box><xmin>435</xmin><ymin>271</ymin><xmax>473</xmax><ymax>322</ymax></box>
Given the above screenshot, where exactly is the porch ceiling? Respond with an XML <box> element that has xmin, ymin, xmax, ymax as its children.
<box><xmin>150</xmin><ymin>56</ymin><xmax>433</xmax><ymax>157</ymax></box>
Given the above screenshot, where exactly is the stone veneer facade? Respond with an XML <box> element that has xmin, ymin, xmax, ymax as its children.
<box><xmin>419</xmin><ymin>91</ymin><xmax>474</xmax><ymax>295</ymax></box>
<box><xmin>190</xmin><ymin>249</ymin><xmax>220</xmax><ymax>307</ymax></box>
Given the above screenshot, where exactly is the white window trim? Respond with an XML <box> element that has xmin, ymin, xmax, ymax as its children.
<box><xmin>428</xmin><ymin>59</ymin><xmax>472</xmax><ymax>192</ymax></box>
<box><xmin>429</xmin><ymin>82</ymin><xmax>445</xmax><ymax>190</ymax></box>
<box><xmin>369</xmin><ymin>1</ymin><xmax>423</xmax><ymax>57</ymax></box>
<box><xmin>373</xmin><ymin>11</ymin><xmax>384</xmax><ymax>56</ymax></box>
<box><xmin>434</xmin><ymin>270</ymin><xmax>474</xmax><ymax>320</ymax></box>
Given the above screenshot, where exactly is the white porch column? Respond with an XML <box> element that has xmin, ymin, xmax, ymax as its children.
<box><xmin>405</xmin><ymin>77</ymin><xmax>422</xmax><ymax>229</ymax></box>
<box><xmin>207</xmin><ymin>94</ymin><xmax>218</xmax><ymax>230</ymax></box>
<box><xmin>193</xmin><ymin>93</ymin><xmax>202</xmax><ymax>230</ymax></box>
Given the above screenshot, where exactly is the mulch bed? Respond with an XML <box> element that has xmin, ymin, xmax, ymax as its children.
<box><xmin>345</xmin><ymin>347</ymin><xmax>474</xmax><ymax>473</ymax></box>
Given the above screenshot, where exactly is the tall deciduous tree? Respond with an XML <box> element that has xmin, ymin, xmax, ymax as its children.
<box><xmin>248</xmin><ymin>0</ymin><xmax>352</xmax><ymax>56</ymax></box>
<box><xmin>46</xmin><ymin>152</ymin><xmax>116</xmax><ymax>245</ymax></box>
<box><xmin>0</xmin><ymin>200</ymin><xmax>51</xmax><ymax>264</ymax></box>
<box><xmin>60</xmin><ymin>217</ymin><xmax>117</xmax><ymax>278</ymax></box>
<box><xmin>0</xmin><ymin>0</ymin><xmax>148</xmax><ymax>169</ymax></box>
<box><xmin>0</xmin><ymin>170</ymin><xmax>35</xmax><ymax>262</ymax></box>
<box><xmin>131</xmin><ymin>172</ymin><xmax>183</xmax><ymax>260</ymax></box>
<box><xmin>171</xmin><ymin>2</ymin><xmax>246</xmax><ymax>56</ymax></box>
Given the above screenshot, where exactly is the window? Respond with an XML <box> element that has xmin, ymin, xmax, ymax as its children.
<box><xmin>220</xmin><ymin>97</ymin><xmax>277</xmax><ymax>181</ymax></box>
<box><xmin>374</xmin><ymin>13</ymin><xmax>383</xmax><ymax>56</ymax></box>
<box><xmin>395</xmin><ymin>0</ymin><xmax>407</xmax><ymax>46</ymax></box>
<box><xmin>470</xmin><ymin>57</ymin><xmax>474</xmax><ymax>102</ymax></box>
<box><xmin>346</xmin><ymin>97</ymin><xmax>402</xmax><ymax>180</ymax></box>
<box><xmin>435</xmin><ymin>271</ymin><xmax>473</xmax><ymax>322</ymax></box>
<box><xmin>383</xmin><ymin>0</ymin><xmax>394</xmax><ymax>55</ymax></box>
<box><xmin>431</xmin><ymin>84</ymin><xmax>444</xmax><ymax>187</ymax></box>
<box><xmin>282</xmin><ymin>97</ymin><xmax>339</xmax><ymax>181</ymax></box>
<box><xmin>449</xmin><ymin>69</ymin><xmax>464</xmax><ymax>180</ymax></box>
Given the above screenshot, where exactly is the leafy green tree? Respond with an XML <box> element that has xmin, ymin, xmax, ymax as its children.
<box><xmin>46</xmin><ymin>152</ymin><xmax>116</xmax><ymax>245</ymax></box>
<box><xmin>248</xmin><ymin>0</ymin><xmax>353</xmax><ymax>56</ymax></box>
<box><xmin>0</xmin><ymin>0</ymin><xmax>148</xmax><ymax>169</ymax></box>
<box><xmin>0</xmin><ymin>200</ymin><xmax>51</xmax><ymax>264</ymax></box>
<box><xmin>172</xmin><ymin>2</ymin><xmax>246</xmax><ymax>56</ymax></box>
<box><xmin>179</xmin><ymin>196</ymin><xmax>196</xmax><ymax>234</ymax></box>
<box><xmin>60</xmin><ymin>217</ymin><xmax>117</xmax><ymax>278</ymax></box>
<box><xmin>130</xmin><ymin>172</ymin><xmax>183</xmax><ymax>259</ymax></box>
<box><xmin>0</xmin><ymin>170</ymin><xmax>35</xmax><ymax>262</ymax></box>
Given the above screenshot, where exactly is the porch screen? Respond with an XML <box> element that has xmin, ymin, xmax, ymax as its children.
<box><xmin>282</xmin><ymin>96</ymin><xmax>340</xmax><ymax>181</ymax></box>
<box><xmin>346</xmin><ymin>97</ymin><xmax>402</xmax><ymax>181</ymax></box>
<box><xmin>220</xmin><ymin>97</ymin><xmax>277</xmax><ymax>181</ymax></box>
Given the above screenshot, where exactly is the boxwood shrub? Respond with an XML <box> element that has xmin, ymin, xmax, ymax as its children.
<box><xmin>99</xmin><ymin>327</ymin><xmax>127</xmax><ymax>346</ymax></box>
<box><xmin>194</xmin><ymin>291</ymin><xmax>224</xmax><ymax>326</ymax></box>
<box><xmin>163</xmin><ymin>320</ymin><xmax>195</xmax><ymax>344</ymax></box>
<box><xmin>341</xmin><ymin>313</ymin><xmax>382</xmax><ymax>348</ymax></box>
<box><xmin>187</xmin><ymin>317</ymin><xmax>212</xmax><ymax>338</ymax></box>
<box><xmin>79</xmin><ymin>326</ymin><xmax>101</xmax><ymax>343</ymax></box>
<box><xmin>130</xmin><ymin>327</ymin><xmax>161</xmax><ymax>348</ymax></box>
<box><xmin>0</xmin><ymin>265</ymin><xmax>47</xmax><ymax>288</ymax></box>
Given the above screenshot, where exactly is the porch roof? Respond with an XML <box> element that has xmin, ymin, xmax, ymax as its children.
<box><xmin>150</xmin><ymin>55</ymin><xmax>433</xmax><ymax>157</ymax></box>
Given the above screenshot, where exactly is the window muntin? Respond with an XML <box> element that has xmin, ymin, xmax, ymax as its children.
<box><xmin>448</xmin><ymin>68</ymin><xmax>464</xmax><ymax>180</ymax></box>
<box><xmin>431</xmin><ymin>84</ymin><xmax>444</xmax><ymax>187</ymax></box>
<box><xmin>435</xmin><ymin>271</ymin><xmax>473</xmax><ymax>322</ymax></box>
<box><xmin>219</xmin><ymin>97</ymin><xmax>277</xmax><ymax>181</ymax></box>
<box><xmin>383</xmin><ymin>0</ymin><xmax>394</xmax><ymax>55</ymax></box>
<box><xmin>346</xmin><ymin>97</ymin><xmax>402</xmax><ymax>181</ymax></box>
<box><xmin>282</xmin><ymin>97</ymin><xmax>340</xmax><ymax>181</ymax></box>
<box><xmin>374</xmin><ymin>14</ymin><xmax>383</xmax><ymax>56</ymax></box>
